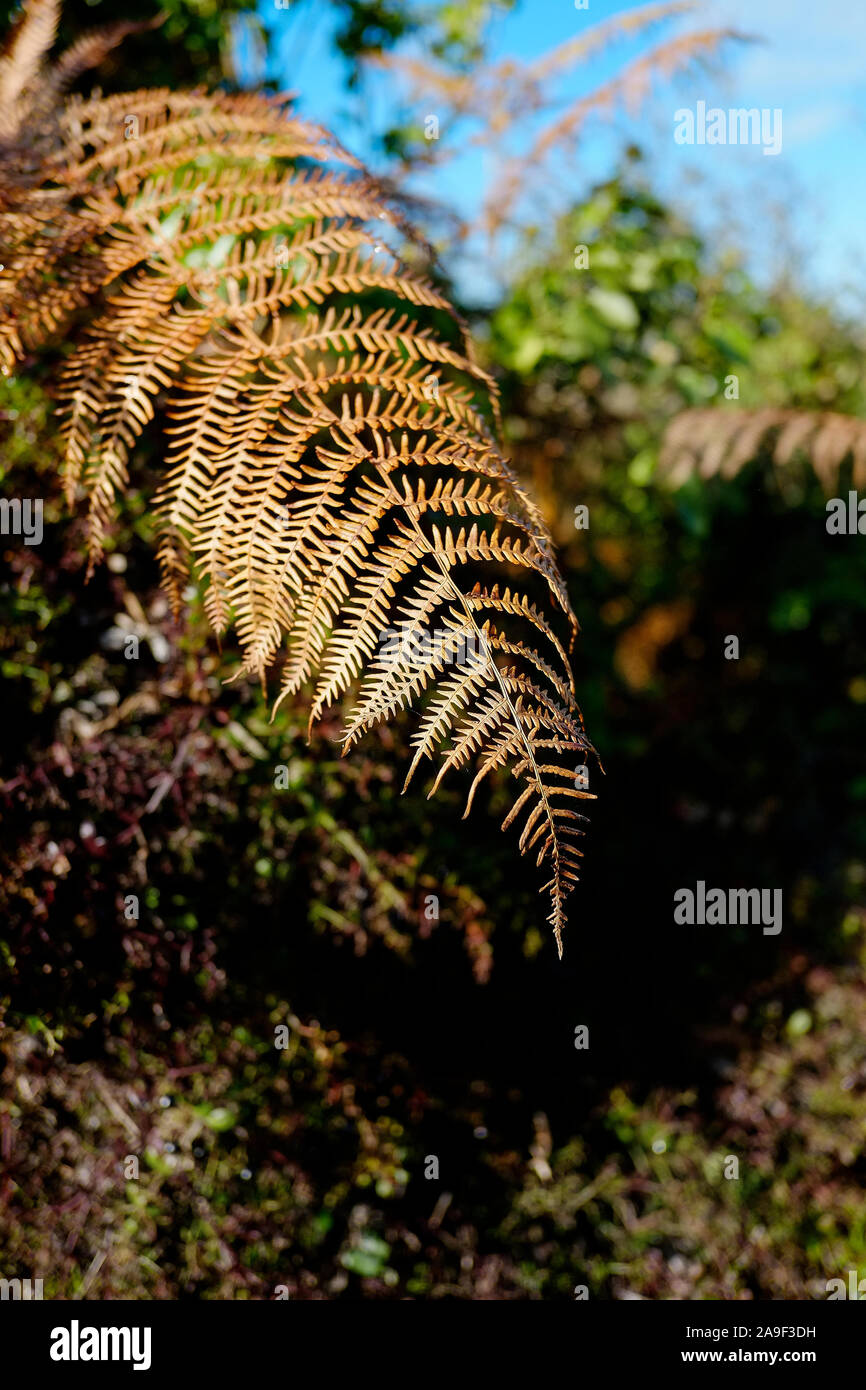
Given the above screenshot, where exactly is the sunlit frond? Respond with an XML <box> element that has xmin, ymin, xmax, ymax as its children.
<box><xmin>0</xmin><ymin>0</ymin><xmax>597</xmax><ymax>953</ymax></box>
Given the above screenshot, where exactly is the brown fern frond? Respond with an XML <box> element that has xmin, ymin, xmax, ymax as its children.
<box><xmin>50</xmin><ymin>14</ymin><xmax>164</xmax><ymax>92</ymax></box>
<box><xmin>0</xmin><ymin>0</ymin><xmax>159</xmax><ymax>147</ymax></box>
<box><xmin>372</xmin><ymin>0</ymin><xmax>744</xmax><ymax>241</ymax></box>
<box><xmin>660</xmin><ymin>407</ymin><xmax>866</xmax><ymax>492</ymax></box>
<box><xmin>0</xmin><ymin>2</ymin><xmax>596</xmax><ymax>954</ymax></box>
<box><xmin>0</xmin><ymin>0</ymin><xmax>58</xmax><ymax>136</ymax></box>
<box><xmin>486</xmin><ymin>27</ymin><xmax>741</xmax><ymax>240</ymax></box>
<box><xmin>374</xmin><ymin>1</ymin><xmax>697</xmax><ymax>131</ymax></box>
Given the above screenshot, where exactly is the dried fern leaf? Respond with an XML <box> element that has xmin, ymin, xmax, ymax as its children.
<box><xmin>0</xmin><ymin>2</ymin><xmax>596</xmax><ymax>953</ymax></box>
<box><xmin>661</xmin><ymin>406</ymin><xmax>866</xmax><ymax>492</ymax></box>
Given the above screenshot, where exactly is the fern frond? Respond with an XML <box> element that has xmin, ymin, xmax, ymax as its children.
<box><xmin>0</xmin><ymin>0</ymin><xmax>156</xmax><ymax>146</ymax></box>
<box><xmin>661</xmin><ymin>407</ymin><xmax>866</xmax><ymax>491</ymax></box>
<box><xmin>487</xmin><ymin>29</ymin><xmax>738</xmax><ymax>239</ymax></box>
<box><xmin>0</xmin><ymin>3</ymin><xmax>596</xmax><ymax>953</ymax></box>
<box><xmin>0</xmin><ymin>0</ymin><xmax>58</xmax><ymax>137</ymax></box>
<box><xmin>373</xmin><ymin>1</ymin><xmax>743</xmax><ymax>241</ymax></box>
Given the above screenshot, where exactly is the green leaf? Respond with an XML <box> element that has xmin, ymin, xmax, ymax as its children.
<box><xmin>587</xmin><ymin>288</ymin><xmax>639</xmax><ymax>331</ymax></box>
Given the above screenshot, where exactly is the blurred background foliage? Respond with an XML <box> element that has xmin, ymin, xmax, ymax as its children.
<box><xmin>1</xmin><ymin>0</ymin><xmax>865</xmax><ymax>1298</ymax></box>
<box><xmin>8</xmin><ymin>0</ymin><xmax>504</xmax><ymax>100</ymax></box>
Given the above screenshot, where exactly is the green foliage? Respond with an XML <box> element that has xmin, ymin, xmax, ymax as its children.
<box><xmin>490</xmin><ymin>171</ymin><xmax>866</xmax><ymax>893</ymax></box>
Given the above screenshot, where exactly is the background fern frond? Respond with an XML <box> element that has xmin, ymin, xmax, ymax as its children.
<box><xmin>661</xmin><ymin>406</ymin><xmax>866</xmax><ymax>492</ymax></box>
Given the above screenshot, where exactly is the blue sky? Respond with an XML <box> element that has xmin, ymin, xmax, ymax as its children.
<box><xmin>238</xmin><ymin>0</ymin><xmax>866</xmax><ymax>312</ymax></box>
